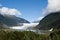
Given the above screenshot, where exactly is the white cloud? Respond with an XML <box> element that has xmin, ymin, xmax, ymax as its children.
<box><xmin>43</xmin><ymin>0</ymin><xmax>60</xmax><ymax>15</ymax></box>
<box><xmin>0</xmin><ymin>7</ymin><xmax>21</xmax><ymax>16</ymax></box>
<box><xmin>38</xmin><ymin>0</ymin><xmax>60</xmax><ymax>21</ymax></box>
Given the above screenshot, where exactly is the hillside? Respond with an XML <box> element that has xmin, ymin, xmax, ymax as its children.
<box><xmin>37</xmin><ymin>12</ymin><xmax>60</xmax><ymax>30</ymax></box>
<box><xmin>48</xmin><ymin>29</ymin><xmax>60</xmax><ymax>40</ymax></box>
<box><xmin>0</xmin><ymin>14</ymin><xmax>30</xmax><ymax>27</ymax></box>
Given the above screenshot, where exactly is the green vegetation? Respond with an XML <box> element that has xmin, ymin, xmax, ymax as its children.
<box><xmin>0</xmin><ymin>29</ymin><xmax>47</xmax><ymax>40</ymax></box>
<box><xmin>0</xmin><ymin>29</ymin><xmax>60</xmax><ymax>40</ymax></box>
<box><xmin>48</xmin><ymin>29</ymin><xmax>60</xmax><ymax>40</ymax></box>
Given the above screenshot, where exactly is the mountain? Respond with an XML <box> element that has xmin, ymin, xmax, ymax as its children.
<box><xmin>37</xmin><ymin>12</ymin><xmax>60</xmax><ymax>30</ymax></box>
<box><xmin>32</xmin><ymin>20</ymin><xmax>40</xmax><ymax>23</ymax></box>
<box><xmin>0</xmin><ymin>14</ymin><xmax>30</xmax><ymax>27</ymax></box>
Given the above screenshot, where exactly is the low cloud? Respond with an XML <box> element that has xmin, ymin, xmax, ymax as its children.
<box><xmin>10</xmin><ymin>23</ymin><xmax>39</xmax><ymax>30</ymax></box>
<box><xmin>0</xmin><ymin>7</ymin><xmax>21</xmax><ymax>16</ymax></box>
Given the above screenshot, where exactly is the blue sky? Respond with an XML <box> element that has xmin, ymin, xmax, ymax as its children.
<box><xmin>0</xmin><ymin>0</ymin><xmax>48</xmax><ymax>22</ymax></box>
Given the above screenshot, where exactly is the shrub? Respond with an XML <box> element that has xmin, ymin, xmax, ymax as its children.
<box><xmin>0</xmin><ymin>29</ymin><xmax>47</xmax><ymax>40</ymax></box>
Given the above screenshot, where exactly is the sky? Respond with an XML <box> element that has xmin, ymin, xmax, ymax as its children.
<box><xmin>0</xmin><ymin>0</ymin><xmax>48</xmax><ymax>22</ymax></box>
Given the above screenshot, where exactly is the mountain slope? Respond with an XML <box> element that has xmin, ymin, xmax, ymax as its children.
<box><xmin>33</xmin><ymin>20</ymin><xmax>40</xmax><ymax>23</ymax></box>
<box><xmin>0</xmin><ymin>14</ymin><xmax>30</xmax><ymax>27</ymax></box>
<box><xmin>37</xmin><ymin>12</ymin><xmax>60</xmax><ymax>30</ymax></box>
